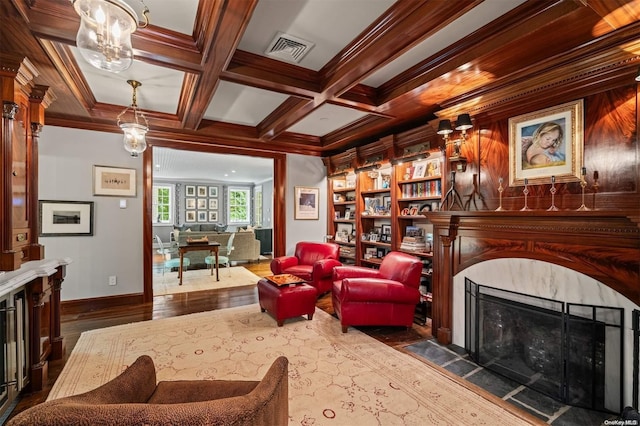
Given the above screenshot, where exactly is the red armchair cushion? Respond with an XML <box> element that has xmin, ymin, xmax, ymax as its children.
<box><xmin>331</xmin><ymin>251</ymin><xmax>423</xmax><ymax>332</ymax></box>
<box><xmin>270</xmin><ymin>242</ymin><xmax>341</xmax><ymax>294</ymax></box>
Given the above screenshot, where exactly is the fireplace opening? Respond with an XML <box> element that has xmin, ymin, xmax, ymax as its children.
<box><xmin>465</xmin><ymin>278</ymin><xmax>623</xmax><ymax>414</ymax></box>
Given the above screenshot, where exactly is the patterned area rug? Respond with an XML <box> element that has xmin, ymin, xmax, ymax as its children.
<box><xmin>153</xmin><ymin>266</ymin><xmax>260</xmax><ymax>295</ymax></box>
<box><xmin>49</xmin><ymin>305</ymin><xmax>541</xmax><ymax>425</ymax></box>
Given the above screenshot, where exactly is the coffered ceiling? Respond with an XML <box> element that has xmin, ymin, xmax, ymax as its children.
<box><xmin>3</xmin><ymin>0</ymin><xmax>640</xmax><ymax>165</ymax></box>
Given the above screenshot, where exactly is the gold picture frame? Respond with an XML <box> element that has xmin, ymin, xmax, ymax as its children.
<box><xmin>509</xmin><ymin>99</ymin><xmax>583</xmax><ymax>186</ymax></box>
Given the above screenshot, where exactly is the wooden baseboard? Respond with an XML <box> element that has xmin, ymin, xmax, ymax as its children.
<box><xmin>62</xmin><ymin>293</ymin><xmax>144</xmax><ymax>315</ymax></box>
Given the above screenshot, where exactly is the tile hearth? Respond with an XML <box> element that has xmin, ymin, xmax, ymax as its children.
<box><xmin>405</xmin><ymin>340</ymin><xmax>616</xmax><ymax>426</ymax></box>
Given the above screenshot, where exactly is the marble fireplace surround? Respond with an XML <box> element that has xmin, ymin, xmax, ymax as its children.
<box><xmin>427</xmin><ymin>210</ymin><xmax>639</xmax><ymax>406</ymax></box>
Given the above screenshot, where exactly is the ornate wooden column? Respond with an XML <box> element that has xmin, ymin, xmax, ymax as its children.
<box><xmin>0</xmin><ymin>53</ymin><xmax>49</xmax><ymax>271</ymax></box>
<box><xmin>50</xmin><ymin>265</ymin><xmax>67</xmax><ymax>360</ymax></box>
<box><xmin>429</xmin><ymin>214</ymin><xmax>458</xmax><ymax>345</ymax></box>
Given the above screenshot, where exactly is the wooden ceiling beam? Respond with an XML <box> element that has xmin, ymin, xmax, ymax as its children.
<box><xmin>182</xmin><ymin>0</ymin><xmax>259</xmax><ymax>130</ymax></box>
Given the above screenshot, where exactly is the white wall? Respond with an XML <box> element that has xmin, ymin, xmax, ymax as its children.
<box><xmin>38</xmin><ymin>127</ymin><xmax>326</xmax><ymax>300</ymax></box>
<box><xmin>39</xmin><ymin>126</ymin><xmax>143</xmax><ymax>301</ymax></box>
<box><xmin>285</xmin><ymin>153</ymin><xmax>328</xmax><ymax>255</ymax></box>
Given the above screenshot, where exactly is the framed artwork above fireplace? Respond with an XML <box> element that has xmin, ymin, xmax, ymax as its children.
<box><xmin>508</xmin><ymin>99</ymin><xmax>584</xmax><ymax>186</ymax></box>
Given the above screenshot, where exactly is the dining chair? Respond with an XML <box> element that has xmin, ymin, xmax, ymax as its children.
<box><xmin>205</xmin><ymin>233</ymin><xmax>235</xmax><ymax>276</ymax></box>
<box><xmin>155</xmin><ymin>235</ymin><xmax>189</xmax><ymax>275</ymax></box>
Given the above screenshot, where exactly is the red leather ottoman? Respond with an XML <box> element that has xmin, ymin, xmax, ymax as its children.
<box><xmin>258</xmin><ymin>278</ymin><xmax>317</xmax><ymax>326</ymax></box>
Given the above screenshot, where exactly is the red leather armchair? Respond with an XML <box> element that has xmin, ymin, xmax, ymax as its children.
<box><xmin>332</xmin><ymin>251</ymin><xmax>422</xmax><ymax>333</ymax></box>
<box><xmin>270</xmin><ymin>242</ymin><xmax>341</xmax><ymax>295</ymax></box>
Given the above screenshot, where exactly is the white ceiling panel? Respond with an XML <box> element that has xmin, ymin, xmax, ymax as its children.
<box><xmin>238</xmin><ymin>0</ymin><xmax>395</xmax><ymax>70</ymax></box>
<box><xmin>138</xmin><ymin>0</ymin><xmax>199</xmax><ymax>35</ymax></box>
<box><xmin>204</xmin><ymin>81</ymin><xmax>289</xmax><ymax>125</ymax></box>
<box><xmin>154</xmin><ymin>147</ymin><xmax>274</xmax><ymax>183</ymax></box>
<box><xmin>286</xmin><ymin>103</ymin><xmax>368</xmax><ymax>136</ymax></box>
<box><xmin>73</xmin><ymin>51</ymin><xmax>184</xmax><ymax>115</ymax></box>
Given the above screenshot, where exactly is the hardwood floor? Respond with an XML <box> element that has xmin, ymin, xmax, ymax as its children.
<box><xmin>8</xmin><ymin>259</ymin><xmax>432</xmax><ymax>421</ymax></box>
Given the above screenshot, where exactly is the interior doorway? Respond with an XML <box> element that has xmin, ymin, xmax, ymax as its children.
<box><xmin>143</xmin><ymin>144</ymin><xmax>286</xmax><ymax>302</ymax></box>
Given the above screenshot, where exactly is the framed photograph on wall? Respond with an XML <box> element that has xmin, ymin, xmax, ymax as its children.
<box><xmin>93</xmin><ymin>165</ymin><xmax>136</xmax><ymax>197</ymax></box>
<box><xmin>197</xmin><ymin>186</ymin><xmax>207</xmax><ymax>197</ymax></box>
<box><xmin>39</xmin><ymin>200</ymin><xmax>94</xmax><ymax>236</ymax></box>
<box><xmin>208</xmin><ymin>199</ymin><xmax>218</xmax><ymax>210</ymax></box>
<box><xmin>186</xmin><ymin>198</ymin><xmax>196</xmax><ymax>209</ymax></box>
<box><xmin>509</xmin><ymin>99</ymin><xmax>583</xmax><ymax>186</ymax></box>
<box><xmin>197</xmin><ymin>211</ymin><xmax>207</xmax><ymax>222</ymax></box>
<box><xmin>294</xmin><ymin>186</ymin><xmax>319</xmax><ymax>220</ymax></box>
<box><xmin>209</xmin><ymin>186</ymin><xmax>218</xmax><ymax>197</ymax></box>
<box><xmin>197</xmin><ymin>198</ymin><xmax>207</xmax><ymax>209</ymax></box>
<box><xmin>186</xmin><ymin>186</ymin><xmax>196</xmax><ymax>197</ymax></box>
<box><xmin>208</xmin><ymin>211</ymin><xmax>218</xmax><ymax>222</ymax></box>
<box><xmin>186</xmin><ymin>211</ymin><xmax>196</xmax><ymax>222</ymax></box>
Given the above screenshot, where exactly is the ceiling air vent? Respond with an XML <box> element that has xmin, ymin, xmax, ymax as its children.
<box><xmin>265</xmin><ymin>32</ymin><xmax>314</xmax><ymax>63</ymax></box>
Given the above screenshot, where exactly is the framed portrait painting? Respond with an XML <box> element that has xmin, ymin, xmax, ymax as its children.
<box><xmin>186</xmin><ymin>186</ymin><xmax>196</xmax><ymax>197</ymax></box>
<box><xmin>509</xmin><ymin>99</ymin><xmax>583</xmax><ymax>186</ymax></box>
<box><xmin>93</xmin><ymin>165</ymin><xmax>136</xmax><ymax>197</ymax></box>
<box><xmin>39</xmin><ymin>200</ymin><xmax>94</xmax><ymax>236</ymax></box>
<box><xmin>294</xmin><ymin>186</ymin><xmax>319</xmax><ymax>220</ymax></box>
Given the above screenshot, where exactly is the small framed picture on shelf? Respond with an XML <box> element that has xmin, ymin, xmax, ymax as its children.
<box><xmin>412</xmin><ymin>162</ymin><xmax>427</xmax><ymax>179</ymax></box>
<box><xmin>369</xmin><ymin>233</ymin><xmax>380</xmax><ymax>242</ymax></box>
<box><xmin>344</xmin><ymin>210</ymin><xmax>351</xmax><ymax>220</ymax></box>
<box><xmin>426</xmin><ymin>159</ymin><xmax>441</xmax><ymax>176</ymax></box>
<box><xmin>334</xmin><ymin>211</ymin><xmax>340</xmax><ymax>220</ymax></box>
<box><xmin>364</xmin><ymin>247</ymin><xmax>377</xmax><ymax>259</ymax></box>
<box><xmin>381</xmin><ymin>224</ymin><xmax>391</xmax><ymax>235</ymax></box>
<box><xmin>333</xmin><ymin>179</ymin><xmax>346</xmax><ymax>189</ymax></box>
<box><xmin>361</xmin><ymin>233</ymin><xmax>370</xmax><ymax>241</ymax></box>
<box><xmin>376</xmin><ymin>248</ymin><xmax>386</xmax><ymax>258</ymax></box>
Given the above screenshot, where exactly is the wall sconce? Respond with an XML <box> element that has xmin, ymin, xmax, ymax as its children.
<box><xmin>355</xmin><ymin>155</ymin><xmax>383</xmax><ymax>173</ymax></box>
<box><xmin>329</xmin><ymin>165</ymin><xmax>352</xmax><ymax>178</ymax></box>
<box><xmin>71</xmin><ymin>0</ymin><xmax>150</xmax><ymax>72</ymax></box>
<box><xmin>117</xmin><ymin>79</ymin><xmax>148</xmax><ymax>157</ymax></box>
<box><xmin>391</xmin><ymin>143</ymin><xmax>431</xmax><ymax>165</ymax></box>
<box><xmin>437</xmin><ymin>113</ymin><xmax>472</xmax><ymax>172</ymax></box>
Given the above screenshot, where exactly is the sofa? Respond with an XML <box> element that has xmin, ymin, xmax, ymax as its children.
<box><xmin>7</xmin><ymin>354</ymin><xmax>289</xmax><ymax>426</ymax></box>
<box><xmin>175</xmin><ymin>229</ymin><xmax>261</xmax><ymax>267</ymax></box>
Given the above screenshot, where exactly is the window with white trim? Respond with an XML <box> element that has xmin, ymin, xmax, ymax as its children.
<box><xmin>228</xmin><ymin>187</ymin><xmax>250</xmax><ymax>224</ymax></box>
<box><xmin>152</xmin><ymin>184</ymin><xmax>173</xmax><ymax>224</ymax></box>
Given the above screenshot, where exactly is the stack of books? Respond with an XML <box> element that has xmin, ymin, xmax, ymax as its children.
<box><xmin>400</xmin><ymin>235</ymin><xmax>427</xmax><ymax>252</ymax></box>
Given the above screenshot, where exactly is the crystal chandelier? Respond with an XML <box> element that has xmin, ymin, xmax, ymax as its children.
<box><xmin>117</xmin><ymin>80</ymin><xmax>148</xmax><ymax>157</ymax></box>
<box><xmin>71</xmin><ymin>0</ymin><xmax>149</xmax><ymax>72</ymax></box>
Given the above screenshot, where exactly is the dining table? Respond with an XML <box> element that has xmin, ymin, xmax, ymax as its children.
<box><xmin>178</xmin><ymin>241</ymin><xmax>221</xmax><ymax>285</ymax></box>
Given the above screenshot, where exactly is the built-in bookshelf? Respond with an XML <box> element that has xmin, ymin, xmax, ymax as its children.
<box><xmin>357</xmin><ymin>164</ymin><xmax>392</xmax><ymax>266</ymax></box>
<box><xmin>329</xmin><ymin>173</ymin><xmax>357</xmax><ymax>264</ymax></box>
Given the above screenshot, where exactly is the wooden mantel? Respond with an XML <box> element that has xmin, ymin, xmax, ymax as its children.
<box><xmin>426</xmin><ymin>210</ymin><xmax>640</xmax><ymax>345</ymax></box>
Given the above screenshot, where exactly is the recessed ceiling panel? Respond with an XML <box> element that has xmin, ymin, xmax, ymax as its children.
<box><xmin>204</xmin><ymin>81</ymin><xmax>289</xmax><ymax>126</ymax></box>
<box><xmin>286</xmin><ymin>104</ymin><xmax>368</xmax><ymax>137</ymax></box>
<box><xmin>141</xmin><ymin>0</ymin><xmax>199</xmax><ymax>35</ymax></box>
<box><xmin>362</xmin><ymin>0</ymin><xmax>527</xmax><ymax>87</ymax></box>
<box><xmin>239</xmin><ymin>0</ymin><xmax>395</xmax><ymax>71</ymax></box>
<box><xmin>154</xmin><ymin>147</ymin><xmax>274</xmax><ymax>183</ymax></box>
<box><xmin>72</xmin><ymin>49</ymin><xmax>184</xmax><ymax>115</ymax></box>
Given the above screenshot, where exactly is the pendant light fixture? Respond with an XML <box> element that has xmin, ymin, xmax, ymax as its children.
<box><xmin>71</xmin><ymin>0</ymin><xmax>149</xmax><ymax>72</ymax></box>
<box><xmin>117</xmin><ymin>80</ymin><xmax>148</xmax><ymax>157</ymax></box>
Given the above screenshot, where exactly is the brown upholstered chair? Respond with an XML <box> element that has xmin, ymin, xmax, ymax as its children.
<box><xmin>7</xmin><ymin>355</ymin><xmax>289</xmax><ymax>426</ymax></box>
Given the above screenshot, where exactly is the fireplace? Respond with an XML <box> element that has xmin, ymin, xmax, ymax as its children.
<box><xmin>465</xmin><ymin>279</ymin><xmax>623</xmax><ymax>413</ymax></box>
<box><xmin>426</xmin><ymin>210</ymin><xmax>640</xmax><ymax>408</ymax></box>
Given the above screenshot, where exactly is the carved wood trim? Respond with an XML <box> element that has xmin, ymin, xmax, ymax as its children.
<box><xmin>428</xmin><ymin>210</ymin><xmax>640</xmax><ymax>345</ymax></box>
